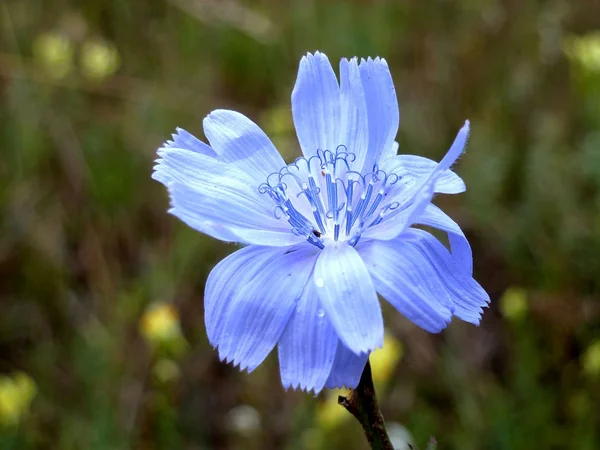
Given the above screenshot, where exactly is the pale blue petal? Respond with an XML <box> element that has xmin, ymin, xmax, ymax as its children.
<box><xmin>358</xmin><ymin>57</ymin><xmax>400</xmax><ymax>171</ymax></box>
<box><xmin>153</xmin><ymin>148</ymin><xmax>302</xmax><ymax>245</ymax></box>
<box><xmin>379</xmin><ymin>141</ymin><xmax>399</xmax><ymax>165</ymax></box>
<box><xmin>417</xmin><ymin>204</ymin><xmax>473</xmax><ymax>275</ymax></box>
<box><xmin>154</xmin><ymin>147</ymin><xmax>270</xmax><ymax>214</ymax></box>
<box><xmin>361</xmin><ymin>174</ymin><xmax>437</xmax><ymax>241</ymax></box>
<box><xmin>205</xmin><ymin>244</ymin><xmax>319</xmax><ymax>372</ymax></box>
<box><xmin>203</xmin><ymin>109</ymin><xmax>286</xmax><ymax>180</ymax></box>
<box><xmin>164</xmin><ymin>127</ymin><xmax>217</xmax><ymax>158</ymax></box>
<box><xmin>383</xmin><ymin>154</ymin><xmax>466</xmax><ymax>194</ymax></box>
<box><xmin>314</xmin><ymin>243</ymin><xmax>383</xmax><ymax>354</ymax></box>
<box><xmin>324</xmin><ymin>341</ymin><xmax>369</xmax><ymax>389</ymax></box>
<box><xmin>358</xmin><ymin>238</ymin><xmax>454</xmax><ymax>333</ymax></box>
<box><xmin>204</xmin><ymin>245</ymin><xmax>283</xmax><ymax>345</ymax></box>
<box><xmin>362</xmin><ymin>121</ymin><xmax>470</xmax><ymax>241</ymax></box>
<box><xmin>436</xmin><ymin>120</ymin><xmax>470</xmax><ymax>171</ymax></box>
<box><xmin>277</xmin><ymin>281</ymin><xmax>337</xmax><ymax>393</ymax></box>
<box><xmin>292</xmin><ymin>52</ymin><xmax>340</xmax><ymax>158</ymax></box>
<box><xmin>169</xmin><ymin>183</ymin><xmax>304</xmax><ymax>246</ymax></box>
<box><xmin>338</xmin><ymin>57</ymin><xmax>369</xmax><ymax>171</ymax></box>
<box><xmin>402</xmin><ymin>228</ymin><xmax>489</xmax><ymax>324</ymax></box>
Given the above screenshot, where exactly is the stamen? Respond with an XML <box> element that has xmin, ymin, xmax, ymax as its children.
<box><xmin>259</xmin><ymin>149</ymin><xmax>404</xmax><ymax>249</ymax></box>
<box><xmin>363</xmin><ymin>189</ymin><xmax>384</xmax><ymax>220</ymax></box>
<box><xmin>350</xmin><ymin>187</ymin><xmax>370</xmax><ymax>228</ymax></box>
<box><xmin>308</xmin><ymin>176</ymin><xmax>325</xmax><ymax>217</ymax></box>
<box><xmin>296</xmin><ymin>188</ymin><xmax>326</xmax><ymax>233</ymax></box>
<box><xmin>344</xmin><ymin>179</ymin><xmax>355</xmax><ymax>237</ymax></box>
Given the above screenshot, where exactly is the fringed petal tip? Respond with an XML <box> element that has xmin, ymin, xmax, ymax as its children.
<box><xmin>456</xmin><ymin>294</ymin><xmax>491</xmax><ymax>327</ymax></box>
<box><xmin>157</xmin><ymin>127</ymin><xmax>218</xmax><ymax>158</ymax></box>
<box><xmin>358</xmin><ymin>56</ymin><xmax>390</xmax><ymax>71</ymax></box>
<box><xmin>340</xmin><ymin>55</ymin><xmax>359</xmax><ymax>65</ymax></box>
<box><xmin>324</xmin><ymin>378</ymin><xmax>361</xmax><ymax>391</ymax></box>
<box><xmin>163</xmin><ymin>127</ymin><xmax>189</xmax><ymax>147</ymax></box>
<box><xmin>218</xmin><ymin>347</ymin><xmax>261</xmax><ymax>374</ymax></box>
<box><xmin>305</xmin><ymin>52</ymin><xmax>388</xmax><ymax>67</ymax></box>
<box><xmin>304</xmin><ymin>50</ymin><xmax>327</xmax><ymax>58</ymax></box>
<box><xmin>324</xmin><ymin>381</ymin><xmax>359</xmax><ymax>390</ymax></box>
<box><xmin>151</xmin><ymin>145</ymin><xmax>188</xmax><ymax>186</ymax></box>
<box><xmin>429</xmin><ymin>317</ymin><xmax>453</xmax><ymax>334</ymax></box>
<box><xmin>150</xmin><ymin>164</ymin><xmax>168</xmax><ymax>185</ymax></box>
<box><xmin>281</xmin><ymin>380</ymin><xmax>326</xmax><ymax>395</ymax></box>
<box><xmin>297</xmin><ymin>51</ymin><xmax>334</xmax><ymax>74</ymax></box>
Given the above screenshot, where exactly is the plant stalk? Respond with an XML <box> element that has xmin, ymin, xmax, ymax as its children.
<box><xmin>338</xmin><ymin>359</ymin><xmax>394</xmax><ymax>450</ymax></box>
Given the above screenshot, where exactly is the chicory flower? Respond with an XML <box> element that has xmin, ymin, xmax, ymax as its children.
<box><xmin>153</xmin><ymin>52</ymin><xmax>489</xmax><ymax>393</ymax></box>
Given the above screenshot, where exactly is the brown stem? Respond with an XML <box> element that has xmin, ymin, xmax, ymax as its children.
<box><xmin>338</xmin><ymin>360</ymin><xmax>394</xmax><ymax>450</ymax></box>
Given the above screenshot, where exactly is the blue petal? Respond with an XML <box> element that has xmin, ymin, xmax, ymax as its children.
<box><xmin>358</xmin><ymin>57</ymin><xmax>400</xmax><ymax>171</ymax></box>
<box><xmin>437</xmin><ymin>120</ymin><xmax>470</xmax><ymax>171</ymax></box>
<box><xmin>277</xmin><ymin>281</ymin><xmax>338</xmax><ymax>393</ymax></box>
<box><xmin>204</xmin><ymin>245</ymin><xmax>281</xmax><ymax>345</ymax></box>
<box><xmin>362</xmin><ymin>121</ymin><xmax>470</xmax><ymax>241</ymax></box>
<box><xmin>338</xmin><ymin>57</ymin><xmax>369</xmax><ymax>171</ymax></box>
<box><xmin>383</xmin><ymin>154</ymin><xmax>466</xmax><ymax>194</ymax></box>
<box><xmin>361</xmin><ymin>173</ymin><xmax>437</xmax><ymax>241</ymax></box>
<box><xmin>205</xmin><ymin>244</ymin><xmax>319</xmax><ymax>372</ymax></box>
<box><xmin>292</xmin><ymin>52</ymin><xmax>340</xmax><ymax>158</ymax></box>
<box><xmin>153</xmin><ymin>148</ymin><xmax>302</xmax><ymax>246</ymax></box>
<box><xmin>169</xmin><ymin>183</ymin><xmax>304</xmax><ymax>245</ymax></box>
<box><xmin>379</xmin><ymin>141</ymin><xmax>399</xmax><ymax>165</ymax></box>
<box><xmin>314</xmin><ymin>243</ymin><xmax>383</xmax><ymax>354</ymax></box>
<box><xmin>164</xmin><ymin>127</ymin><xmax>217</xmax><ymax>158</ymax></box>
<box><xmin>358</xmin><ymin>237</ymin><xmax>455</xmax><ymax>333</ymax></box>
<box><xmin>324</xmin><ymin>341</ymin><xmax>369</xmax><ymax>389</ymax></box>
<box><xmin>402</xmin><ymin>228</ymin><xmax>489</xmax><ymax>324</ymax></box>
<box><xmin>417</xmin><ymin>204</ymin><xmax>473</xmax><ymax>275</ymax></box>
<box><xmin>203</xmin><ymin>109</ymin><xmax>286</xmax><ymax>180</ymax></box>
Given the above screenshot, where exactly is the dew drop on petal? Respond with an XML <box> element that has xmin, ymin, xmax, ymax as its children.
<box><xmin>315</xmin><ymin>277</ymin><xmax>325</xmax><ymax>288</ymax></box>
<box><xmin>316</xmin><ymin>309</ymin><xmax>325</xmax><ymax>318</ymax></box>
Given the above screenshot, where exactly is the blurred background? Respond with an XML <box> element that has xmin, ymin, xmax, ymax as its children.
<box><xmin>2</xmin><ymin>0</ymin><xmax>600</xmax><ymax>449</ymax></box>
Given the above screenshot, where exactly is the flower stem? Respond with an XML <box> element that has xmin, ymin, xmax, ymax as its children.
<box><xmin>338</xmin><ymin>359</ymin><xmax>394</xmax><ymax>450</ymax></box>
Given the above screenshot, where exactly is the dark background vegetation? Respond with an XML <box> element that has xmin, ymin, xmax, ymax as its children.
<box><xmin>2</xmin><ymin>0</ymin><xmax>600</xmax><ymax>449</ymax></box>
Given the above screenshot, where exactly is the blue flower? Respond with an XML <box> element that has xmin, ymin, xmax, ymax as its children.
<box><xmin>153</xmin><ymin>52</ymin><xmax>489</xmax><ymax>393</ymax></box>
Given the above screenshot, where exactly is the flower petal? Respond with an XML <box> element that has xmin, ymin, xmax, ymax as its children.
<box><xmin>164</xmin><ymin>127</ymin><xmax>217</xmax><ymax>158</ymax></box>
<box><xmin>401</xmin><ymin>228</ymin><xmax>489</xmax><ymax>324</ymax></box>
<box><xmin>203</xmin><ymin>109</ymin><xmax>286</xmax><ymax>180</ymax></box>
<box><xmin>417</xmin><ymin>204</ymin><xmax>473</xmax><ymax>275</ymax></box>
<box><xmin>205</xmin><ymin>244</ymin><xmax>319</xmax><ymax>372</ymax></box>
<box><xmin>277</xmin><ymin>281</ymin><xmax>338</xmax><ymax>393</ymax></box>
<box><xmin>338</xmin><ymin>57</ymin><xmax>369</xmax><ymax>171</ymax></box>
<box><xmin>379</xmin><ymin>141</ymin><xmax>399</xmax><ymax>165</ymax></box>
<box><xmin>204</xmin><ymin>245</ymin><xmax>281</xmax><ymax>345</ymax></box>
<box><xmin>359</xmin><ymin>57</ymin><xmax>400</xmax><ymax>171</ymax></box>
<box><xmin>169</xmin><ymin>184</ymin><xmax>304</xmax><ymax>246</ymax></box>
<box><xmin>358</xmin><ymin>237</ymin><xmax>454</xmax><ymax>333</ymax></box>
<box><xmin>360</xmin><ymin>174</ymin><xmax>437</xmax><ymax>241</ymax></box>
<box><xmin>324</xmin><ymin>341</ymin><xmax>369</xmax><ymax>389</ymax></box>
<box><xmin>153</xmin><ymin>148</ymin><xmax>302</xmax><ymax>246</ymax></box>
<box><xmin>292</xmin><ymin>52</ymin><xmax>340</xmax><ymax>159</ymax></box>
<box><xmin>314</xmin><ymin>242</ymin><xmax>383</xmax><ymax>354</ymax></box>
<box><xmin>362</xmin><ymin>121</ymin><xmax>470</xmax><ymax>241</ymax></box>
<box><xmin>383</xmin><ymin>154</ymin><xmax>466</xmax><ymax>194</ymax></box>
<box><xmin>437</xmin><ymin>120</ymin><xmax>470</xmax><ymax>171</ymax></box>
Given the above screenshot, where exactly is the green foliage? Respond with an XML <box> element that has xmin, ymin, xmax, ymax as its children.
<box><xmin>1</xmin><ymin>0</ymin><xmax>600</xmax><ymax>448</ymax></box>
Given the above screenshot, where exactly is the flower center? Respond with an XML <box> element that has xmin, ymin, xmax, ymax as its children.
<box><xmin>259</xmin><ymin>148</ymin><xmax>402</xmax><ymax>249</ymax></box>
